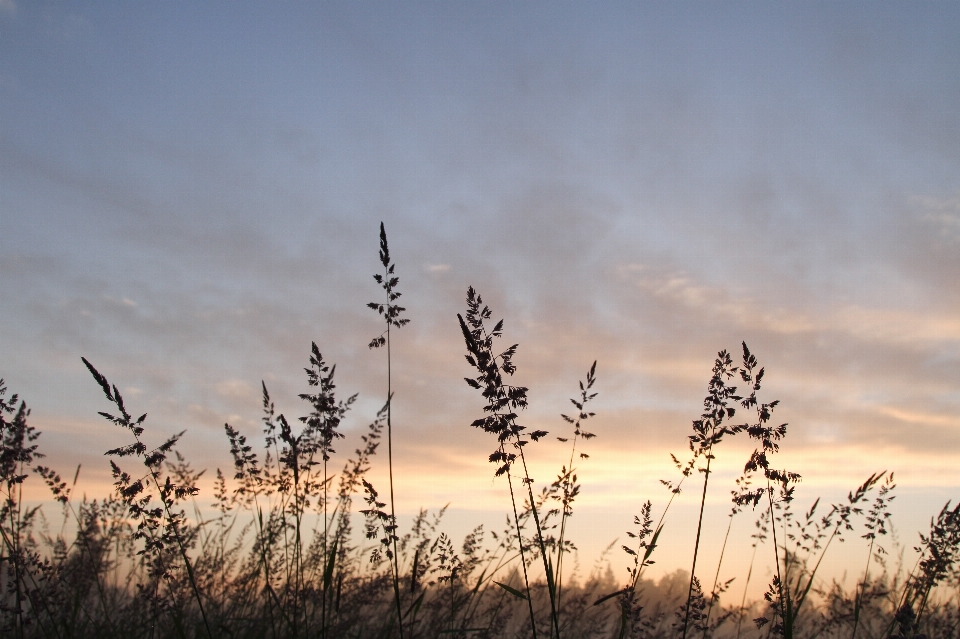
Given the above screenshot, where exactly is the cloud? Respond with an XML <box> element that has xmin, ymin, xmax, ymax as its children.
<box><xmin>3</xmin><ymin>2</ymin><xmax>960</xmax><ymax>580</ymax></box>
<box><xmin>616</xmin><ymin>260</ymin><xmax>960</xmax><ymax>347</ymax></box>
<box><xmin>877</xmin><ymin>405</ymin><xmax>960</xmax><ymax>430</ymax></box>
<box><xmin>215</xmin><ymin>379</ymin><xmax>255</xmax><ymax>400</ymax></box>
<box><xmin>916</xmin><ymin>193</ymin><xmax>960</xmax><ymax>243</ymax></box>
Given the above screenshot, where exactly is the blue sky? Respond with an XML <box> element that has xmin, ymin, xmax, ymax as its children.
<box><xmin>2</xmin><ymin>2</ymin><xmax>960</xmax><ymax>585</ymax></box>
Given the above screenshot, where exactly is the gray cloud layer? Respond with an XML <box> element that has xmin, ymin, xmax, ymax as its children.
<box><xmin>2</xmin><ymin>2</ymin><xmax>959</xmax><ymax>572</ymax></box>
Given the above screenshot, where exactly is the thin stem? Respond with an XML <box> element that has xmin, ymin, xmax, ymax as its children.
<box><xmin>386</xmin><ymin>323</ymin><xmax>405</xmax><ymax>639</ymax></box>
<box><xmin>504</xmin><ymin>447</ymin><xmax>539</xmax><ymax>639</ymax></box>
<box><xmin>254</xmin><ymin>497</ymin><xmax>289</xmax><ymax>639</ymax></box>
<box><xmin>916</xmin><ymin>573</ymin><xmax>935</xmax><ymax>627</ymax></box>
<box><xmin>767</xmin><ymin>485</ymin><xmax>789</xmax><ymax>639</ymax></box>
<box><xmin>321</xmin><ymin>452</ymin><xmax>329</xmax><ymax>639</ymax></box>
<box><xmin>628</xmin><ymin>464</ymin><xmax>691</xmax><ymax>594</ymax></box>
<box><xmin>703</xmin><ymin>512</ymin><xmax>735</xmax><ymax>639</ymax></box>
<box><xmin>851</xmin><ymin>536</ymin><xmax>875</xmax><ymax>639</ymax></box>
<box><xmin>517</xmin><ymin>442</ymin><xmax>561</xmax><ymax>639</ymax></box>
<box><xmin>682</xmin><ymin>451</ymin><xmax>713</xmax><ymax>639</ymax></box>
<box><xmin>8</xmin><ymin>482</ymin><xmax>24</xmax><ymax>639</ymax></box>
<box><xmin>293</xmin><ymin>453</ymin><xmax>302</xmax><ymax>639</ymax></box>
<box><xmin>555</xmin><ymin>431</ymin><xmax>580</xmax><ymax>611</ymax></box>
<box><xmin>736</xmin><ymin>535</ymin><xmax>761</xmax><ymax>639</ymax></box>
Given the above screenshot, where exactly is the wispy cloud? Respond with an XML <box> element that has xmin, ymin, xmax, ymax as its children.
<box><xmin>215</xmin><ymin>379</ymin><xmax>255</xmax><ymax>400</ymax></box>
<box><xmin>916</xmin><ymin>192</ymin><xmax>960</xmax><ymax>243</ymax></box>
<box><xmin>617</xmin><ymin>260</ymin><xmax>960</xmax><ymax>346</ymax></box>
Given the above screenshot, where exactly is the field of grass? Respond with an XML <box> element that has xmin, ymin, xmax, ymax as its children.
<box><xmin>1</xmin><ymin>225</ymin><xmax>957</xmax><ymax>639</ymax></box>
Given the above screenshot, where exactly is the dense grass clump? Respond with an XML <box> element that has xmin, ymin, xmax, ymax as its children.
<box><xmin>0</xmin><ymin>225</ymin><xmax>958</xmax><ymax>639</ymax></box>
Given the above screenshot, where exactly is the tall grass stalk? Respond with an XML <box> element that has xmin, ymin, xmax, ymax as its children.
<box><xmin>298</xmin><ymin>343</ymin><xmax>355</xmax><ymax>639</ymax></box>
<box><xmin>82</xmin><ymin>358</ymin><xmax>213</xmax><ymax>639</ymax></box>
<box><xmin>681</xmin><ymin>349</ymin><xmax>741</xmax><ymax>639</ymax></box>
<box><xmin>852</xmin><ymin>472</ymin><xmax>895</xmax><ymax>639</ymax></box>
<box><xmin>458</xmin><ymin>286</ymin><xmax>560</xmax><ymax>639</ymax></box>
<box><xmin>368</xmin><ymin>222</ymin><xmax>410</xmax><ymax>638</ymax></box>
<box><xmin>554</xmin><ymin>362</ymin><xmax>597</xmax><ymax>612</ymax></box>
<box><xmin>728</xmin><ymin>344</ymin><xmax>802</xmax><ymax>638</ymax></box>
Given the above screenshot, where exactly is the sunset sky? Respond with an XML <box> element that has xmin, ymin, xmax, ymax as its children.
<box><xmin>2</xmin><ymin>2</ymin><xmax>960</xmax><ymax>589</ymax></box>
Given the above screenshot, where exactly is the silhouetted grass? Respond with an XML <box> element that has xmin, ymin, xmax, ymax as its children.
<box><xmin>0</xmin><ymin>225</ymin><xmax>958</xmax><ymax>638</ymax></box>
<box><xmin>368</xmin><ymin>222</ymin><xmax>410</xmax><ymax>638</ymax></box>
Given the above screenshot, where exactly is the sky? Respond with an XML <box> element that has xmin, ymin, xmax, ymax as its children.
<box><xmin>2</xmin><ymin>1</ymin><xmax>960</xmax><ymax>591</ymax></box>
